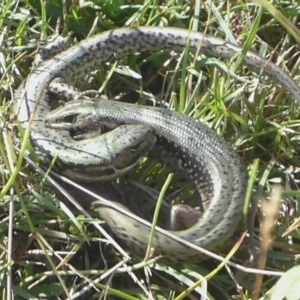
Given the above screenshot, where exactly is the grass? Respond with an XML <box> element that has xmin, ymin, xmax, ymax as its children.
<box><xmin>1</xmin><ymin>0</ymin><xmax>300</xmax><ymax>299</ymax></box>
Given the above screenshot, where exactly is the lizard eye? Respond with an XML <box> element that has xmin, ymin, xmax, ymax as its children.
<box><xmin>130</xmin><ymin>144</ymin><xmax>141</xmax><ymax>152</ymax></box>
<box><xmin>63</xmin><ymin>114</ymin><xmax>78</xmax><ymax>124</ymax></box>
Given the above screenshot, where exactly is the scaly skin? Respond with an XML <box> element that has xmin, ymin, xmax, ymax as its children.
<box><xmin>45</xmin><ymin>98</ymin><xmax>247</xmax><ymax>261</ymax></box>
<box><xmin>17</xmin><ymin>27</ymin><xmax>300</xmax><ymax>260</ymax></box>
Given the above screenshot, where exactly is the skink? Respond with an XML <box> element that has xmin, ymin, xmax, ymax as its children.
<box><xmin>16</xmin><ymin>27</ymin><xmax>300</xmax><ymax>260</ymax></box>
